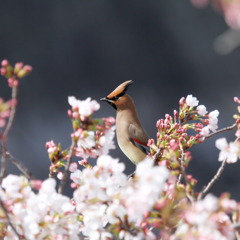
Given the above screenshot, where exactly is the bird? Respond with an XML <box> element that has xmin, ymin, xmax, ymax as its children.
<box><xmin>100</xmin><ymin>80</ymin><xmax>149</xmax><ymax>164</ymax></box>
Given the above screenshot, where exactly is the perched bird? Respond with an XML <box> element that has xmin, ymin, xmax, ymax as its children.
<box><xmin>101</xmin><ymin>80</ymin><xmax>149</xmax><ymax>164</ymax></box>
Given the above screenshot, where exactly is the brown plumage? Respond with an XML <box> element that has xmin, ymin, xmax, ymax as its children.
<box><xmin>101</xmin><ymin>80</ymin><xmax>149</xmax><ymax>164</ymax></box>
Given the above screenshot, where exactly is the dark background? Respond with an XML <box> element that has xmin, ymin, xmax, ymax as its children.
<box><xmin>0</xmin><ymin>1</ymin><xmax>239</xmax><ymax>198</ymax></box>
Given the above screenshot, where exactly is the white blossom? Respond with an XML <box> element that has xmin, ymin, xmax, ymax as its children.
<box><xmin>186</xmin><ymin>95</ymin><xmax>199</xmax><ymax>107</ymax></box>
<box><xmin>68</xmin><ymin>96</ymin><xmax>100</xmax><ymax>117</ymax></box>
<box><xmin>197</xmin><ymin>104</ymin><xmax>208</xmax><ymax>115</ymax></box>
<box><xmin>216</xmin><ymin>138</ymin><xmax>239</xmax><ymax>163</ymax></box>
<box><xmin>98</xmin><ymin>125</ymin><xmax>116</xmax><ymax>155</ymax></box>
<box><xmin>1</xmin><ymin>176</ymin><xmax>81</xmax><ymax>240</ymax></box>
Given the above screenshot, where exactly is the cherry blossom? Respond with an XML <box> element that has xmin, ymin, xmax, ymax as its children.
<box><xmin>68</xmin><ymin>96</ymin><xmax>100</xmax><ymax>118</ymax></box>
<box><xmin>197</xmin><ymin>104</ymin><xmax>208</xmax><ymax>115</ymax></box>
<box><xmin>186</xmin><ymin>94</ymin><xmax>199</xmax><ymax>107</ymax></box>
<box><xmin>0</xmin><ymin>176</ymin><xmax>81</xmax><ymax>240</ymax></box>
<box><xmin>215</xmin><ymin>138</ymin><xmax>240</xmax><ymax>163</ymax></box>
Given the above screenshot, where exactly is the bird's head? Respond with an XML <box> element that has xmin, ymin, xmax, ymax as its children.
<box><xmin>100</xmin><ymin>80</ymin><xmax>134</xmax><ymax>110</ymax></box>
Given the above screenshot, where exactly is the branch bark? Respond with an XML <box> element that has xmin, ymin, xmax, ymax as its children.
<box><xmin>58</xmin><ymin>140</ymin><xmax>76</xmax><ymax>194</ymax></box>
<box><xmin>198</xmin><ymin>159</ymin><xmax>227</xmax><ymax>200</ymax></box>
<box><xmin>0</xmin><ymin>197</ymin><xmax>21</xmax><ymax>240</ymax></box>
<box><xmin>0</xmin><ymin>86</ymin><xmax>18</xmax><ymax>182</ymax></box>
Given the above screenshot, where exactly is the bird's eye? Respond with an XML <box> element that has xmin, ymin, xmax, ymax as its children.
<box><xmin>112</xmin><ymin>96</ymin><xmax>119</xmax><ymax>101</ymax></box>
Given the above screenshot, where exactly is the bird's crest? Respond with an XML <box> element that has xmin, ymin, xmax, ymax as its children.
<box><xmin>106</xmin><ymin>80</ymin><xmax>133</xmax><ymax>99</ymax></box>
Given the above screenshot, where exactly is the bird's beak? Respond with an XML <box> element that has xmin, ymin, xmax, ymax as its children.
<box><xmin>100</xmin><ymin>97</ymin><xmax>108</xmax><ymax>102</ymax></box>
<box><xmin>100</xmin><ymin>97</ymin><xmax>116</xmax><ymax>110</ymax></box>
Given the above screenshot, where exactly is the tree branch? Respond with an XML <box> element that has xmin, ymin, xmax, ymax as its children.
<box><xmin>6</xmin><ymin>151</ymin><xmax>34</xmax><ymax>180</ymax></box>
<box><xmin>198</xmin><ymin>159</ymin><xmax>227</xmax><ymax>200</ymax></box>
<box><xmin>0</xmin><ymin>197</ymin><xmax>21</xmax><ymax>240</ymax></box>
<box><xmin>205</xmin><ymin>123</ymin><xmax>237</xmax><ymax>139</ymax></box>
<box><xmin>0</xmin><ymin>86</ymin><xmax>18</xmax><ymax>182</ymax></box>
<box><xmin>58</xmin><ymin>140</ymin><xmax>76</xmax><ymax>194</ymax></box>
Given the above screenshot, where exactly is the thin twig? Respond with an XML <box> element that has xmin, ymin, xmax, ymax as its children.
<box><xmin>0</xmin><ymin>86</ymin><xmax>18</xmax><ymax>182</ymax></box>
<box><xmin>0</xmin><ymin>197</ymin><xmax>21</xmax><ymax>240</ymax></box>
<box><xmin>6</xmin><ymin>151</ymin><xmax>34</xmax><ymax>180</ymax></box>
<box><xmin>177</xmin><ymin>144</ymin><xmax>185</xmax><ymax>185</ymax></box>
<box><xmin>153</xmin><ymin>147</ymin><xmax>162</xmax><ymax>163</ymax></box>
<box><xmin>198</xmin><ymin>159</ymin><xmax>227</xmax><ymax>200</ymax></box>
<box><xmin>58</xmin><ymin>140</ymin><xmax>76</xmax><ymax>194</ymax></box>
<box><xmin>205</xmin><ymin>123</ymin><xmax>237</xmax><ymax>139</ymax></box>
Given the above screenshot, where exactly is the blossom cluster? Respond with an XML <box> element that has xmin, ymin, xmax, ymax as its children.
<box><xmin>171</xmin><ymin>193</ymin><xmax>238</xmax><ymax>240</ymax></box>
<box><xmin>190</xmin><ymin>0</ymin><xmax>240</xmax><ymax>29</ymax></box>
<box><xmin>46</xmin><ymin>96</ymin><xmax>116</xmax><ymax>177</ymax></box>
<box><xmin>0</xmin><ymin>175</ymin><xmax>81</xmax><ymax>240</ymax></box>
<box><xmin>0</xmin><ymin>59</ymin><xmax>32</xmax><ymax>87</ymax></box>
<box><xmin>148</xmin><ymin>95</ymin><xmax>219</xmax><ymax>175</ymax></box>
<box><xmin>1</xmin><ymin>60</ymin><xmax>240</xmax><ymax>239</ymax></box>
<box><xmin>72</xmin><ymin>156</ymin><xmax>169</xmax><ymax>239</ymax></box>
<box><xmin>0</xmin><ymin>157</ymin><xmax>170</xmax><ymax>240</ymax></box>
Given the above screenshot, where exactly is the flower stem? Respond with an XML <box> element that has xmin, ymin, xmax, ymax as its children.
<box><xmin>58</xmin><ymin>140</ymin><xmax>76</xmax><ymax>194</ymax></box>
<box><xmin>7</xmin><ymin>151</ymin><xmax>34</xmax><ymax>180</ymax></box>
<box><xmin>0</xmin><ymin>86</ymin><xmax>18</xmax><ymax>182</ymax></box>
<box><xmin>198</xmin><ymin>159</ymin><xmax>227</xmax><ymax>200</ymax></box>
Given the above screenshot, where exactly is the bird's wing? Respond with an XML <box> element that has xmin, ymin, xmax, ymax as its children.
<box><xmin>129</xmin><ymin>123</ymin><xmax>149</xmax><ymax>154</ymax></box>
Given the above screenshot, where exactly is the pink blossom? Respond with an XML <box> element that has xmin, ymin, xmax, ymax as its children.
<box><xmin>45</xmin><ymin>140</ymin><xmax>57</xmax><ymax>153</ymax></box>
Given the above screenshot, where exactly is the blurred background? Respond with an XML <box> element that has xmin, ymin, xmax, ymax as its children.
<box><xmin>0</xmin><ymin>0</ymin><xmax>239</xmax><ymax>198</ymax></box>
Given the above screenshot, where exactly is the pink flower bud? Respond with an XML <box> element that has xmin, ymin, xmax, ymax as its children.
<box><xmin>1</xmin><ymin>59</ymin><xmax>9</xmax><ymax>67</ymax></box>
<box><xmin>147</xmin><ymin>138</ymin><xmax>155</xmax><ymax>146</ymax></box>
<box><xmin>186</xmin><ymin>174</ymin><xmax>193</xmax><ymax>181</ymax></box>
<box><xmin>8</xmin><ymin>78</ymin><xmax>18</xmax><ymax>87</ymax></box>
<box><xmin>14</xmin><ymin>62</ymin><xmax>24</xmax><ymax>70</ymax></box>
<box><xmin>73</xmin><ymin>106</ymin><xmax>78</xmax><ymax>111</ymax></box>
<box><xmin>165</xmin><ymin>114</ymin><xmax>170</xmax><ymax>119</ymax></box>
<box><xmin>0</xmin><ymin>68</ymin><xmax>7</xmax><ymax>75</ymax></box>
<box><xmin>234</xmin><ymin>97</ymin><xmax>240</xmax><ymax>104</ymax></box>
<box><xmin>70</xmin><ymin>182</ymin><xmax>78</xmax><ymax>189</ymax></box>
<box><xmin>78</xmin><ymin>158</ymin><xmax>89</xmax><ymax>166</ymax></box>
<box><xmin>179</xmin><ymin>97</ymin><xmax>185</xmax><ymax>106</ymax></box>
<box><xmin>17</xmin><ymin>64</ymin><xmax>32</xmax><ymax>78</ymax></box>
<box><xmin>174</xmin><ymin>110</ymin><xmax>178</xmax><ymax>118</ymax></box>
<box><xmin>23</xmin><ymin>65</ymin><xmax>33</xmax><ymax>72</ymax></box>
<box><xmin>67</xmin><ymin>109</ymin><xmax>72</xmax><ymax>118</ymax></box>
<box><xmin>30</xmin><ymin>179</ymin><xmax>42</xmax><ymax>190</ymax></box>
<box><xmin>103</xmin><ymin>116</ymin><xmax>115</xmax><ymax>125</ymax></box>
<box><xmin>169</xmin><ymin>139</ymin><xmax>179</xmax><ymax>150</ymax></box>
<box><xmin>72</xmin><ymin>111</ymin><xmax>79</xmax><ymax>119</ymax></box>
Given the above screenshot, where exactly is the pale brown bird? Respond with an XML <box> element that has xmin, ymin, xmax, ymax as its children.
<box><xmin>101</xmin><ymin>80</ymin><xmax>149</xmax><ymax>164</ymax></box>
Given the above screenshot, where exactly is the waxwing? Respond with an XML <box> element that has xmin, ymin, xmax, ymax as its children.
<box><xmin>101</xmin><ymin>80</ymin><xmax>149</xmax><ymax>164</ymax></box>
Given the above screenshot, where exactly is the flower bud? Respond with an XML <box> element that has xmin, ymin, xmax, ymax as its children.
<box><xmin>0</xmin><ymin>68</ymin><xmax>7</xmax><ymax>76</ymax></box>
<box><xmin>14</xmin><ymin>62</ymin><xmax>24</xmax><ymax>74</ymax></box>
<box><xmin>1</xmin><ymin>59</ymin><xmax>9</xmax><ymax>67</ymax></box>
<box><xmin>17</xmin><ymin>65</ymin><xmax>32</xmax><ymax>78</ymax></box>
<box><xmin>234</xmin><ymin>97</ymin><xmax>240</xmax><ymax>104</ymax></box>
<box><xmin>179</xmin><ymin>97</ymin><xmax>185</xmax><ymax>106</ymax></box>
